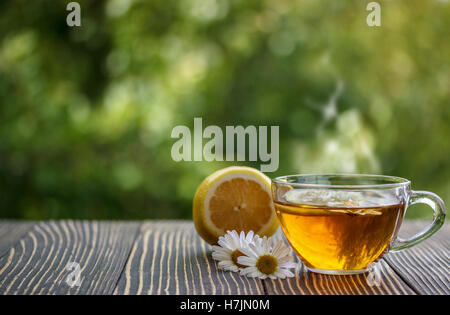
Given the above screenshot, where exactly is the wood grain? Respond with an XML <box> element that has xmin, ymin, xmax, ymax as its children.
<box><xmin>0</xmin><ymin>221</ymin><xmax>140</xmax><ymax>295</ymax></box>
<box><xmin>0</xmin><ymin>221</ymin><xmax>34</xmax><ymax>259</ymax></box>
<box><xmin>113</xmin><ymin>221</ymin><xmax>265</xmax><ymax>295</ymax></box>
<box><xmin>0</xmin><ymin>220</ymin><xmax>448</xmax><ymax>295</ymax></box>
<box><xmin>264</xmin><ymin>260</ymin><xmax>417</xmax><ymax>295</ymax></box>
<box><xmin>383</xmin><ymin>221</ymin><xmax>449</xmax><ymax>295</ymax></box>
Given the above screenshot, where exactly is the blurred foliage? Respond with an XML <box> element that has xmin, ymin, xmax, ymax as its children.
<box><xmin>0</xmin><ymin>0</ymin><xmax>449</xmax><ymax>220</ymax></box>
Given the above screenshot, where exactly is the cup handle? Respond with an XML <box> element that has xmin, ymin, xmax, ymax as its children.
<box><xmin>390</xmin><ymin>190</ymin><xmax>446</xmax><ymax>252</ymax></box>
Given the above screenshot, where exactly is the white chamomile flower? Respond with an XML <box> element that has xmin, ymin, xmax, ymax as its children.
<box><xmin>237</xmin><ymin>238</ymin><xmax>298</xmax><ymax>279</ymax></box>
<box><xmin>211</xmin><ymin>230</ymin><xmax>255</xmax><ymax>272</ymax></box>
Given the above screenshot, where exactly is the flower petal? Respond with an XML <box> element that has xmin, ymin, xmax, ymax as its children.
<box><xmin>237</xmin><ymin>256</ymin><xmax>257</xmax><ymax>267</ymax></box>
<box><xmin>218</xmin><ymin>260</ymin><xmax>234</xmax><ymax>268</ymax></box>
<box><xmin>248</xmin><ymin>242</ymin><xmax>264</xmax><ymax>257</ymax></box>
<box><xmin>230</xmin><ymin>230</ymin><xmax>240</xmax><ymax>248</ymax></box>
<box><xmin>218</xmin><ymin>238</ymin><xmax>233</xmax><ymax>251</ymax></box>
<box><xmin>212</xmin><ymin>253</ymin><xmax>231</xmax><ymax>261</ymax></box>
<box><xmin>245</xmin><ymin>231</ymin><xmax>255</xmax><ymax>244</ymax></box>
<box><xmin>239</xmin><ymin>246</ymin><xmax>258</xmax><ymax>259</ymax></box>
<box><xmin>240</xmin><ymin>266</ymin><xmax>258</xmax><ymax>276</ymax></box>
<box><xmin>271</xmin><ymin>240</ymin><xmax>284</xmax><ymax>257</ymax></box>
<box><xmin>280</xmin><ymin>268</ymin><xmax>295</xmax><ymax>278</ymax></box>
<box><xmin>272</xmin><ymin>240</ymin><xmax>290</xmax><ymax>258</ymax></box>
<box><xmin>224</xmin><ymin>265</ymin><xmax>239</xmax><ymax>272</ymax></box>
<box><xmin>239</xmin><ymin>231</ymin><xmax>245</xmax><ymax>242</ymax></box>
<box><xmin>279</xmin><ymin>261</ymin><xmax>298</xmax><ymax>269</ymax></box>
<box><xmin>274</xmin><ymin>270</ymin><xmax>287</xmax><ymax>279</ymax></box>
<box><xmin>212</xmin><ymin>245</ymin><xmax>230</xmax><ymax>254</ymax></box>
<box><xmin>261</xmin><ymin>237</ymin><xmax>271</xmax><ymax>254</ymax></box>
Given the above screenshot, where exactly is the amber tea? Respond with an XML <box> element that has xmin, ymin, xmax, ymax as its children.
<box><xmin>274</xmin><ymin>191</ymin><xmax>405</xmax><ymax>272</ymax></box>
<box><xmin>271</xmin><ymin>175</ymin><xmax>446</xmax><ymax>275</ymax></box>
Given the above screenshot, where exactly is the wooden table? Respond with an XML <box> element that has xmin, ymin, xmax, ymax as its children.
<box><xmin>0</xmin><ymin>220</ymin><xmax>448</xmax><ymax>295</ymax></box>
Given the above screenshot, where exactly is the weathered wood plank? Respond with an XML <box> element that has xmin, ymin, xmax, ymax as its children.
<box><xmin>0</xmin><ymin>221</ymin><xmax>140</xmax><ymax>295</ymax></box>
<box><xmin>263</xmin><ymin>230</ymin><xmax>416</xmax><ymax>295</ymax></box>
<box><xmin>0</xmin><ymin>221</ymin><xmax>34</xmax><ymax>259</ymax></box>
<box><xmin>383</xmin><ymin>221</ymin><xmax>449</xmax><ymax>295</ymax></box>
<box><xmin>264</xmin><ymin>259</ymin><xmax>416</xmax><ymax>295</ymax></box>
<box><xmin>0</xmin><ymin>220</ymin><xmax>447</xmax><ymax>295</ymax></box>
<box><xmin>113</xmin><ymin>221</ymin><xmax>265</xmax><ymax>295</ymax></box>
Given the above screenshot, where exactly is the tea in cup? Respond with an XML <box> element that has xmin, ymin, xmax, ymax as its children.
<box><xmin>272</xmin><ymin>174</ymin><xmax>446</xmax><ymax>274</ymax></box>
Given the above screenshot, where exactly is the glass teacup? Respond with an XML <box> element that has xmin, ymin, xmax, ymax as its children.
<box><xmin>272</xmin><ymin>174</ymin><xmax>446</xmax><ymax>275</ymax></box>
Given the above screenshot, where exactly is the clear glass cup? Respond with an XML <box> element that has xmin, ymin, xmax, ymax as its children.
<box><xmin>271</xmin><ymin>174</ymin><xmax>446</xmax><ymax>275</ymax></box>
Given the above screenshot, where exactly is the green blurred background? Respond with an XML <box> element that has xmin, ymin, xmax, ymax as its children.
<box><xmin>0</xmin><ymin>0</ymin><xmax>449</xmax><ymax>220</ymax></box>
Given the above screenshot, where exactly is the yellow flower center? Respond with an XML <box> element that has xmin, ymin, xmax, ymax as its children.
<box><xmin>256</xmin><ymin>254</ymin><xmax>278</xmax><ymax>275</ymax></box>
<box><xmin>231</xmin><ymin>250</ymin><xmax>246</xmax><ymax>268</ymax></box>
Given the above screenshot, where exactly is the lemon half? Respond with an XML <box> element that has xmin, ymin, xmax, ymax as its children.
<box><xmin>193</xmin><ymin>166</ymin><xmax>279</xmax><ymax>244</ymax></box>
